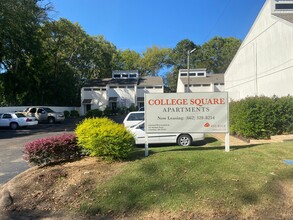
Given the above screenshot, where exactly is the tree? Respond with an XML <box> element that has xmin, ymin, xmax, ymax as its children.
<box><xmin>113</xmin><ymin>49</ymin><xmax>141</xmax><ymax>71</ymax></box>
<box><xmin>201</xmin><ymin>37</ymin><xmax>241</xmax><ymax>73</ymax></box>
<box><xmin>37</xmin><ymin>20</ymin><xmax>117</xmax><ymax>105</ymax></box>
<box><xmin>140</xmin><ymin>46</ymin><xmax>172</xmax><ymax>76</ymax></box>
<box><xmin>165</xmin><ymin>37</ymin><xmax>241</xmax><ymax>91</ymax></box>
<box><xmin>0</xmin><ymin>0</ymin><xmax>49</xmax><ymax>105</ymax></box>
<box><xmin>165</xmin><ymin>39</ymin><xmax>201</xmax><ymax>92</ymax></box>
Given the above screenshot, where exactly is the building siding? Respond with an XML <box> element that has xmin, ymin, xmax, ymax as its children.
<box><xmin>225</xmin><ymin>0</ymin><xmax>293</xmax><ymax>100</ymax></box>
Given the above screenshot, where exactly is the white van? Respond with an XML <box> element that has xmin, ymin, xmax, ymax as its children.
<box><xmin>123</xmin><ymin>111</ymin><xmax>144</xmax><ymax>128</ymax></box>
<box><xmin>129</xmin><ymin>121</ymin><xmax>205</xmax><ymax>146</ymax></box>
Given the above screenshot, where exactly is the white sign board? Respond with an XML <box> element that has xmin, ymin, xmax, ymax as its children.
<box><xmin>145</xmin><ymin>92</ymin><xmax>228</xmax><ymax>133</ymax></box>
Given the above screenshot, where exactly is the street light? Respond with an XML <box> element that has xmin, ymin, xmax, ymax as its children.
<box><xmin>187</xmin><ymin>48</ymin><xmax>196</xmax><ymax>93</ymax></box>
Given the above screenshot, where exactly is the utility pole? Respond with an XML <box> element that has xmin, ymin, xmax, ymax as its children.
<box><xmin>187</xmin><ymin>48</ymin><xmax>196</xmax><ymax>93</ymax></box>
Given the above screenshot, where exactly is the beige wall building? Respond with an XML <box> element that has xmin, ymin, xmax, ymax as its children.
<box><xmin>225</xmin><ymin>0</ymin><xmax>293</xmax><ymax>100</ymax></box>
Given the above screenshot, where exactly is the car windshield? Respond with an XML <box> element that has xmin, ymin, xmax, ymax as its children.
<box><xmin>127</xmin><ymin>113</ymin><xmax>144</xmax><ymax>121</ymax></box>
<box><xmin>15</xmin><ymin>113</ymin><xmax>26</xmax><ymax>118</ymax></box>
<box><xmin>43</xmin><ymin>108</ymin><xmax>55</xmax><ymax>113</ymax></box>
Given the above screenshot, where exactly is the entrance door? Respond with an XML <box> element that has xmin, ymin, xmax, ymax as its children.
<box><xmin>111</xmin><ymin>102</ymin><xmax>117</xmax><ymax>114</ymax></box>
<box><xmin>85</xmin><ymin>104</ymin><xmax>91</xmax><ymax>114</ymax></box>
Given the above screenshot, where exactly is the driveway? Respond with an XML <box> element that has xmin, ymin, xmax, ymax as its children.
<box><xmin>0</xmin><ymin>118</ymin><xmax>81</xmax><ymax>185</ymax></box>
<box><xmin>0</xmin><ymin>116</ymin><xmax>125</xmax><ymax>186</ymax></box>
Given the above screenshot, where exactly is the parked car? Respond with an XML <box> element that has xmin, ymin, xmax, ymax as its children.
<box><xmin>22</xmin><ymin>107</ymin><xmax>65</xmax><ymax>123</ymax></box>
<box><xmin>123</xmin><ymin>111</ymin><xmax>145</xmax><ymax>128</ymax></box>
<box><xmin>129</xmin><ymin>121</ymin><xmax>205</xmax><ymax>146</ymax></box>
<box><xmin>0</xmin><ymin>112</ymin><xmax>38</xmax><ymax>130</ymax></box>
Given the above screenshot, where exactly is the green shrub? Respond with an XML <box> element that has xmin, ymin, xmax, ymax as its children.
<box><xmin>23</xmin><ymin>134</ymin><xmax>82</xmax><ymax>166</ymax></box>
<box><xmin>64</xmin><ymin>110</ymin><xmax>70</xmax><ymax>118</ymax></box>
<box><xmin>119</xmin><ymin>106</ymin><xmax>127</xmax><ymax>115</ymax></box>
<box><xmin>85</xmin><ymin>109</ymin><xmax>103</xmax><ymax>118</ymax></box>
<box><xmin>272</xmin><ymin>96</ymin><xmax>293</xmax><ymax>134</ymax></box>
<box><xmin>103</xmin><ymin>107</ymin><xmax>112</xmax><ymax>116</ymax></box>
<box><xmin>230</xmin><ymin>96</ymin><xmax>293</xmax><ymax>139</ymax></box>
<box><xmin>128</xmin><ymin>103</ymin><xmax>137</xmax><ymax>112</ymax></box>
<box><xmin>75</xmin><ymin>118</ymin><xmax>135</xmax><ymax>160</ymax></box>
<box><xmin>70</xmin><ymin>110</ymin><xmax>80</xmax><ymax>117</ymax></box>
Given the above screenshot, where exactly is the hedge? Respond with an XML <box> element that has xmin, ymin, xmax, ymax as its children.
<box><xmin>75</xmin><ymin>118</ymin><xmax>135</xmax><ymax>160</ymax></box>
<box><xmin>23</xmin><ymin>134</ymin><xmax>82</xmax><ymax>166</ymax></box>
<box><xmin>230</xmin><ymin>96</ymin><xmax>293</xmax><ymax>139</ymax></box>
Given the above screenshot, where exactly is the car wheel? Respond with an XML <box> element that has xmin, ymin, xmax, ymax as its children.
<box><xmin>48</xmin><ymin>117</ymin><xmax>55</xmax><ymax>124</ymax></box>
<box><xmin>10</xmin><ymin>122</ymin><xmax>18</xmax><ymax>130</ymax></box>
<box><xmin>177</xmin><ymin>134</ymin><xmax>192</xmax><ymax>146</ymax></box>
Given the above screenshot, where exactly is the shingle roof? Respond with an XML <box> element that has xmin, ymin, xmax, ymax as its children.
<box><xmin>138</xmin><ymin>77</ymin><xmax>163</xmax><ymax>86</ymax></box>
<box><xmin>83</xmin><ymin>76</ymin><xmax>163</xmax><ymax>87</ymax></box>
<box><xmin>180</xmin><ymin>74</ymin><xmax>224</xmax><ymax>84</ymax></box>
<box><xmin>273</xmin><ymin>13</ymin><xmax>293</xmax><ymax>23</ymax></box>
<box><xmin>108</xmin><ymin>78</ymin><xmax>138</xmax><ymax>85</ymax></box>
<box><xmin>84</xmin><ymin>78</ymin><xmax>111</xmax><ymax>87</ymax></box>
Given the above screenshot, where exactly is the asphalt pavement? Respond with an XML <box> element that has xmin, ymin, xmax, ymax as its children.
<box><xmin>0</xmin><ymin>115</ymin><xmax>125</xmax><ymax>186</ymax></box>
<box><xmin>0</xmin><ymin>118</ymin><xmax>81</xmax><ymax>185</ymax></box>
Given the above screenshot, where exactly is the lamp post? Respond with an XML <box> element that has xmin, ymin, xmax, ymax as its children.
<box><xmin>187</xmin><ymin>48</ymin><xmax>196</xmax><ymax>93</ymax></box>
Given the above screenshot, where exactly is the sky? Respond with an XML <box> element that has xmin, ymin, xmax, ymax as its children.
<box><xmin>43</xmin><ymin>0</ymin><xmax>266</xmax><ymax>53</ymax></box>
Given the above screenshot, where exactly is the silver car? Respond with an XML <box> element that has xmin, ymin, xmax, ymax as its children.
<box><xmin>23</xmin><ymin>107</ymin><xmax>65</xmax><ymax>123</ymax></box>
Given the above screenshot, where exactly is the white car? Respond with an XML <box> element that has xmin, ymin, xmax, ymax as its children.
<box><xmin>123</xmin><ymin>111</ymin><xmax>144</xmax><ymax>128</ymax></box>
<box><xmin>0</xmin><ymin>112</ymin><xmax>38</xmax><ymax>130</ymax></box>
<box><xmin>129</xmin><ymin>121</ymin><xmax>205</xmax><ymax>146</ymax></box>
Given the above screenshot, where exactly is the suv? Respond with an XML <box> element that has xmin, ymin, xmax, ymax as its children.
<box><xmin>23</xmin><ymin>107</ymin><xmax>65</xmax><ymax>123</ymax></box>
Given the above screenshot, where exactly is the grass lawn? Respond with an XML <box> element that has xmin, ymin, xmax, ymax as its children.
<box><xmin>80</xmin><ymin>138</ymin><xmax>293</xmax><ymax>219</ymax></box>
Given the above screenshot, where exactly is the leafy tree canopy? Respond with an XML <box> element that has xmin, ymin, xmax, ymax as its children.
<box><xmin>0</xmin><ymin>0</ymin><xmax>241</xmax><ymax>105</ymax></box>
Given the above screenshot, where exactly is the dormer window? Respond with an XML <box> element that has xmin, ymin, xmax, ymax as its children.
<box><xmin>129</xmin><ymin>74</ymin><xmax>137</xmax><ymax>78</ymax></box>
<box><xmin>112</xmin><ymin>70</ymin><xmax>139</xmax><ymax>79</ymax></box>
<box><xmin>275</xmin><ymin>3</ymin><xmax>293</xmax><ymax>10</ymax></box>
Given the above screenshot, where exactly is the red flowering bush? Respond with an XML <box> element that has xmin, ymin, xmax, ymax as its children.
<box><xmin>23</xmin><ymin>133</ymin><xmax>82</xmax><ymax>166</ymax></box>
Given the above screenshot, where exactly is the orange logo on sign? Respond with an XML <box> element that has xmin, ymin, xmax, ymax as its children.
<box><xmin>204</xmin><ymin>122</ymin><xmax>210</xmax><ymax>127</ymax></box>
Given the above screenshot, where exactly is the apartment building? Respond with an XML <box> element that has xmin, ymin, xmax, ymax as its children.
<box><xmin>80</xmin><ymin>70</ymin><xmax>163</xmax><ymax>115</ymax></box>
<box><xmin>176</xmin><ymin>69</ymin><xmax>225</xmax><ymax>93</ymax></box>
<box><xmin>225</xmin><ymin>0</ymin><xmax>293</xmax><ymax>100</ymax></box>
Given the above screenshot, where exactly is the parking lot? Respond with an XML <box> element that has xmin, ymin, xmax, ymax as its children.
<box><xmin>0</xmin><ymin>118</ymin><xmax>81</xmax><ymax>185</ymax></box>
<box><xmin>0</xmin><ymin>116</ymin><xmax>126</xmax><ymax>185</ymax></box>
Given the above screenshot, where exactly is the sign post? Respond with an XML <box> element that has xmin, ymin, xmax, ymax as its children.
<box><xmin>144</xmin><ymin>92</ymin><xmax>229</xmax><ymax>154</ymax></box>
<box><xmin>145</xmin><ymin>133</ymin><xmax>149</xmax><ymax>156</ymax></box>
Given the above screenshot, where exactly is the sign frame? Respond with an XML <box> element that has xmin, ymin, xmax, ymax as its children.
<box><xmin>144</xmin><ymin>92</ymin><xmax>230</xmax><ymax>155</ymax></box>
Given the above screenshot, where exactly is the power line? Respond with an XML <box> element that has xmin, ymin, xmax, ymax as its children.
<box><xmin>203</xmin><ymin>0</ymin><xmax>232</xmax><ymax>42</ymax></box>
